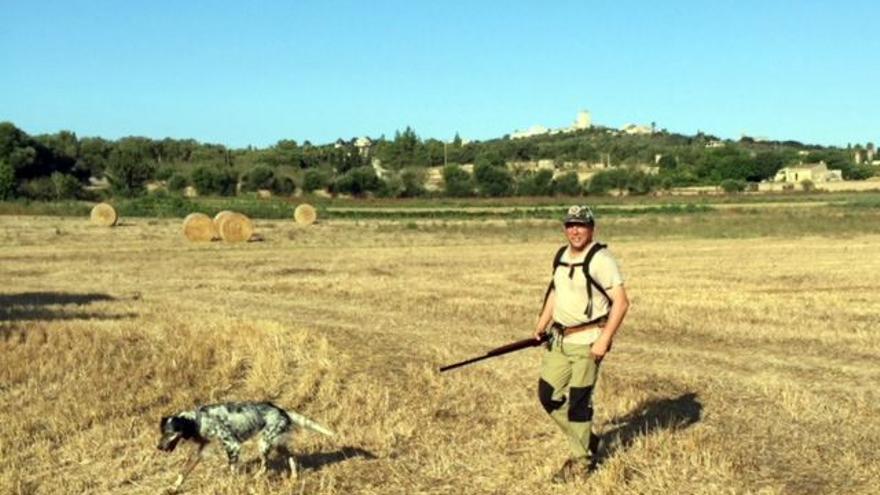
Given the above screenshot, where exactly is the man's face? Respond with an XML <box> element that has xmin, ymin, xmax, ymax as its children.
<box><xmin>564</xmin><ymin>223</ymin><xmax>593</xmax><ymax>250</ymax></box>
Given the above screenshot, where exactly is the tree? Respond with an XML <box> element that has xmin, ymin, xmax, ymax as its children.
<box><xmin>332</xmin><ymin>166</ymin><xmax>382</xmax><ymax>196</ymax></box>
<box><xmin>553</xmin><ymin>172</ymin><xmax>581</xmax><ymax>196</ymax></box>
<box><xmin>50</xmin><ymin>172</ymin><xmax>82</xmax><ymax>199</ymax></box>
<box><xmin>474</xmin><ymin>161</ymin><xmax>513</xmax><ymax>197</ymax></box>
<box><xmin>167</xmin><ymin>173</ymin><xmax>187</xmax><ymax>192</ymax></box>
<box><xmin>657</xmin><ymin>155</ymin><xmax>678</xmax><ymax>171</ymax></box>
<box><xmin>442</xmin><ymin>164</ymin><xmax>473</xmax><ymax>197</ymax></box>
<box><xmin>586</xmin><ymin>169</ymin><xmax>626</xmax><ymax>195</ymax></box>
<box><xmin>800</xmin><ymin>179</ymin><xmax>815</xmax><ymax>192</ymax></box>
<box><xmin>625</xmin><ymin>170</ymin><xmax>657</xmax><ymax>195</ymax></box>
<box><xmin>78</xmin><ymin>137</ymin><xmax>112</xmax><ymax>177</ymax></box>
<box><xmin>400</xmin><ymin>167</ymin><xmax>426</xmax><ymax>197</ymax></box>
<box><xmin>0</xmin><ymin>122</ymin><xmax>29</xmax><ymax>161</ymax></box>
<box><xmin>516</xmin><ymin>169</ymin><xmax>554</xmax><ymax>196</ymax></box>
<box><xmin>267</xmin><ymin>139</ymin><xmax>302</xmax><ymax>167</ymax></box>
<box><xmin>272</xmin><ymin>175</ymin><xmax>295</xmax><ymax>195</ymax></box>
<box><xmin>303</xmin><ymin>168</ymin><xmax>333</xmax><ymax>193</ymax></box>
<box><xmin>106</xmin><ymin>139</ymin><xmax>155</xmax><ymax>197</ymax></box>
<box><xmin>720</xmin><ymin>178</ymin><xmax>747</xmax><ymax>193</ymax></box>
<box><xmin>242</xmin><ymin>165</ymin><xmax>275</xmax><ymax>192</ymax></box>
<box><xmin>0</xmin><ymin>159</ymin><xmax>14</xmax><ymax>199</ymax></box>
<box><xmin>191</xmin><ymin>165</ymin><xmax>237</xmax><ymax>196</ymax></box>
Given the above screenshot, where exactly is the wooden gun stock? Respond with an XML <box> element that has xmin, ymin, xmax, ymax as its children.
<box><xmin>439</xmin><ymin>333</ymin><xmax>550</xmax><ymax>372</ymax></box>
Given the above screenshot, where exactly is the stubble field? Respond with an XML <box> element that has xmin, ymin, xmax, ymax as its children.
<box><xmin>1</xmin><ymin>207</ymin><xmax>879</xmax><ymax>494</ymax></box>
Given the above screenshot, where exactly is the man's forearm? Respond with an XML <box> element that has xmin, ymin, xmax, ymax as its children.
<box><xmin>535</xmin><ymin>291</ymin><xmax>555</xmax><ymax>333</ymax></box>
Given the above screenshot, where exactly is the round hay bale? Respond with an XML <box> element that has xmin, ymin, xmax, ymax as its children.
<box><xmin>90</xmin><ymin>203</ymin><xmax>118</xmax><ymax>227</ymax></box>
<box><xmin>213</xmin><ymin>210</ymin><xmax>235</xmax><ymax>226</ymax></box>
<box><xmin>294</xmin><ymin>203</ymin><xmax>317</xmax><ymax>225</ymax></box>
<box><xmin>182</xmin><ymin>212</ymin><xmax>217</xmax><ymax>242</ymax></box>
<box><xmin>217</xmin><ymin>212</ymin><xmax>254</xmax><ymax>242</ymax></box>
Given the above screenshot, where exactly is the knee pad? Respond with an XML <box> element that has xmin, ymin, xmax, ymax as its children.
<box><xmin>538</xmin><ymin>378</ymin><xmax>565</xmax><ymax>413</ymax></box>
<box><xmin>567</xmin><ymin>385</ymin><xmax>594</xmax><ymax>422</ymax></box>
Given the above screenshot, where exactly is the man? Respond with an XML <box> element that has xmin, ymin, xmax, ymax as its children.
<box><xmin>533</xmin><ymin>205</ymin><xmax>630</xmax><ymax>483</ymax></box>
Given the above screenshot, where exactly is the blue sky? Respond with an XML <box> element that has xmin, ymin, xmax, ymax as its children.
<box><xmin>2</xmin><ymin>1</ymin><xmax>878</xmax><ymax>148</ymax></box>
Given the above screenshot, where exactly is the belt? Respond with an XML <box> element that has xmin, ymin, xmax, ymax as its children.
<box><xmin>551</xmin><ymin>318</ymin><xmax>607</xmax><ymax>337</ymax></box>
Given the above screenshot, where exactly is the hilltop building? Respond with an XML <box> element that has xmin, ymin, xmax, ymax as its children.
<box><xmin>574</xmin><ymin>110</ymin><xmax>592</xmax><ymax>130</ymax></box>
<box><xmin>621</xmin><ymin>123</ymin><xmax>652</xmax><ymax>135</ymax></box>
<box><xmin>355</xmin><ymin>136</ymin><xmax>372</xmax><ymax>157</ymax></box>
<box><xmin>510</xmin><ymin>109</ymin><xmax>593</xmax><ymax>140</ymax></box>
<box><xmin>510</xmin><ymin>124</ymin><xmax>550</xmax><ymax>140</ymax></box>
<box><xmin>853</xmin><ymin>144</ymin><xmax>878</xmax><ymax>165</ymax></box>
<box><xmin>773</xmin><ymin>162</ymin><xmax>842</xmax><ymax>183</ymax></box>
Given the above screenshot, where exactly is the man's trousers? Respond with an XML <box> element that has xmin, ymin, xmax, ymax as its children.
<box><xmin>537</xmin><ymin>339</ymin><xmax>600</xmax><ymax>460</ymax></box>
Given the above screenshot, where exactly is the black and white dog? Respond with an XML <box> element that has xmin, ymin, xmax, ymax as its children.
<box><xmin>158</xmin><ymin>401</ymin><xmax>334</xmax><ymax>489</ymax></box>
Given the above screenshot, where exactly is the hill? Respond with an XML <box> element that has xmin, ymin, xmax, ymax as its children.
<box><xmin>1</xmin><ymin>120</ymin><xmax>877</xmax><ymax>202</ymax></box>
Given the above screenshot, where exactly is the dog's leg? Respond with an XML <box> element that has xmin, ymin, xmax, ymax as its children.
<box><xmin>172</xmin><ymin>443</ymin><xmax>205</xmax><ymax>491</ymax></box>
<box><xmin>287</xmin><ymin>456</ymin><xmax>298</xmax><ymax>479</ymax></box>
<box><xmin>216</xmin><ymin>430</ymin><xmax>242</xmax><ymax>474</ymax></box>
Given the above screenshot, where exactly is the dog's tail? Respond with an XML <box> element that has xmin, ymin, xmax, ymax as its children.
<box><xmin>287</xmin><ymin>411</ymin><xmax>335</xmax><ymax>437</ymax></box>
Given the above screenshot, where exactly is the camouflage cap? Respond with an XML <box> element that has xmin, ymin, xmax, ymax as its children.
<box><xmin>563</xmin><ymin>205</ymin><xmax>595</xmax><ymax>226</ymax></box>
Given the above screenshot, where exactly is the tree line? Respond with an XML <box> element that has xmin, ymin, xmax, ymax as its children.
<box><xmin>1</xmin><ymin>121</ymin><xmax>875</xmax><ymax>201</ymax></box>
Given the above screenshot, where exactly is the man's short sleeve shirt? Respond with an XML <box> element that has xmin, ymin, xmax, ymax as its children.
<box><xmin>552</xmin><ymin>243</ymin><xmax>625</xmax><ymax>328</ymax></box>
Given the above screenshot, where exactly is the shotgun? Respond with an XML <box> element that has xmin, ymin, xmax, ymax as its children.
<box><xmin>439</xmin><ymin>332</ymin><xmax>550</xmax><ymax>372</ymax></box>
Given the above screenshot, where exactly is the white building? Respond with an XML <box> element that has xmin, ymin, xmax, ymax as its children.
<box><xmin>511</xmin><ymin>110</ymin><xmax>593</xmax><ymax>139</ymax></box>
<box><xmin>621</xmin><ymin>124</ymin><xmax>652</xmax><ymax>135</ymax></box>
<box><xmin>773</xmin><ymin>162</ymin><xmax>842</xmax><ymax>183</ymax></box>
<box><xmin>574</xmin><ymin>110</ymin><xmax>592</xmax><ymax>130</ymax></box>
<box><xmin>511</xmin><ymin>125</ymin><xmax>550</xmax><ymax>140</ymax></box>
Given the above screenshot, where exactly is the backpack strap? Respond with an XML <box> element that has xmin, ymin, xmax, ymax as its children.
<box><xmin>541</xmin><ymin>245</ymin><xmax>568</xmax><ymax>312</ymax></box>
<box><xmin>582</xmin><ymin>243</ymin><xmax>610</xmax><ymax>318</ymax></box>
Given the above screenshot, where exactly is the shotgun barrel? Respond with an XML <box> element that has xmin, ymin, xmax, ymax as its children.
<box><xmin>439</xmin><ymin>333</ymin><xmax>550</xmax><ymax>372</ymax></box>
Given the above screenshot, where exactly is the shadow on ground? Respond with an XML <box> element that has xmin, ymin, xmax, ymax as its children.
<box><xmin>0</xmin><ymin>291</ymin><xmax>135</xmax><ymax>322</ymax></box>
<box><xmin>595</xmin><ymin>392</ymin><xmax>702</xmax><ymax>463</ymax></box>
<box><xmin>263</xmin><ymin>446</ymin><xmax>378</xmax><ymax>476</ymax></box>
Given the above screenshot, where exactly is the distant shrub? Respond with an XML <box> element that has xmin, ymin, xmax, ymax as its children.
<box><xmin>191</xmin><ymin>165</ymin><xmax>237</xmax><ymax>196</ymax></box>
<box><xmin>377</xmin><ymin>174</ymin><xmax>403</xmax><ymax>198</ymax></box>
<box><xmin>242</xmin><ymin>165</ymin><xmax>275</xmax><ymax>192</ymax></box>
<box><xmin>20</xmin><ymin>177</ymin><xmax>56</xmax><ymax>200</ymax></box>
<box><xmin>800</xmin><ymin>179</ymin><xmax>815</xmax><ymax>192</ymax></box>
<box><xmin>553</xmin><ymin>171</ymin><xmax>581</xmax><ymax>196</ymax></box>
<box><xmin>0</xmin><ymin>159</ymin><xmax>17</xmax><ymax>199</ymax></box>
<box><xmin>116</xmin><ymin>191</ymin><xmax>194</xmax><ymax>218</ymax></box>
<box><xmin>302</xmin><ymin>168</ymin><xmax>333</xmax><ymax>193</ymax></box>
<box><xmin>50</xmin><ymin>172</ymin><xmax>82</xmax><ymax>199</ymax></box>
<box><xmin>721</xmin><ymin>179</ymin><xmax>747</xmax><ymax>193</ymax></box>
<box><xmin>155</xmin><ymin>166</ymin><xmax>175</xmax><ymax>181</ymax></box>
<box><xmin>272</xmin><ymin>176</ymin><xmax>295</xmax><ymax>195</ymax></box>
<box><xmin>587</xmin><ymin>169</ymin><xmax>627</xmax><ymax>195</ymax></box>
<box><xmin>105</xmin><ymin>144</ymin><xmax>155</xmax><ymax>197</ymax></box>
<box><xmin>332</xmin><ymin>166</ymin><xmax>382</xmax><ymax>196</ymax></box>
<box><xmin>400</xmin><ymin>167</ymin><xmax>426</xmax><ymax>197</ymax></box>
<box><xmin>587</xmin><ymin>168</ymin><xmax>656</xmax><ymax>195</ymax></box>
<box><xmin>474</xmin><ymin>162</ymin><xmax>513</xmax><ymax>197</ymax></box>
<box><xmin>167</xmin><ymin>173</ymin><xmax>188</xmax><ymax>192</ymax></box>
<box><xmin>19</xmin><ymin>172</ymin><xmax>85</xmax><ymax>200</ymax></box>
<box><xmin>442</xmin><ymin>164</ymin><xmax>473</xmax><ymax>197</ymax></box>
<box><xmin>516</xmin><ymin>169</ymin><xmax>554</xmax><ymax>196</ymax></box>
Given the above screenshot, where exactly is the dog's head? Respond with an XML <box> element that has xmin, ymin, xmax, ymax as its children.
<box><xmin>157</xmin><ymin>415</ymin><xmax>198</xmax><ymax>452</ymax></box>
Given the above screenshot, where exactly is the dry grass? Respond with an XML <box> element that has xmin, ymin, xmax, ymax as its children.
<box><xmin>1</xmin><ymin>213</ymin><xmax>879</xmax><ymax>494</ymax></box>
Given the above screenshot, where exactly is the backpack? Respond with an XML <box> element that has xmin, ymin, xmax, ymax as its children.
<box><xmin>542</xmin><ymin>243</ymin><xmax>612</xmax><ymax>321</ymax></box>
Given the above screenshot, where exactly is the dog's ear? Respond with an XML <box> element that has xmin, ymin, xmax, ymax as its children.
<box><xmin>167</xmin><ymin>416</ymin><xmax>199</xmax><ymax>438</ymax></box>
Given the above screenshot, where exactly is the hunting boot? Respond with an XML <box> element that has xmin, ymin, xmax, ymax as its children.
<box><xmin>551</xmin><ymin>457</ymin><xmax>592</xmax><ymax>483</ymax></box>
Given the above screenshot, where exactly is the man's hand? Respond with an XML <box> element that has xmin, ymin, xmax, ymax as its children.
<box><xmin>590</xmin><ymin>335</ymin><xmax>612</xmax><ymax>360</ymax></box>
<box><xmin>533</xmin><ymin>327</ymin><xmax>546</xmax><ymax>341</ymax></box>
